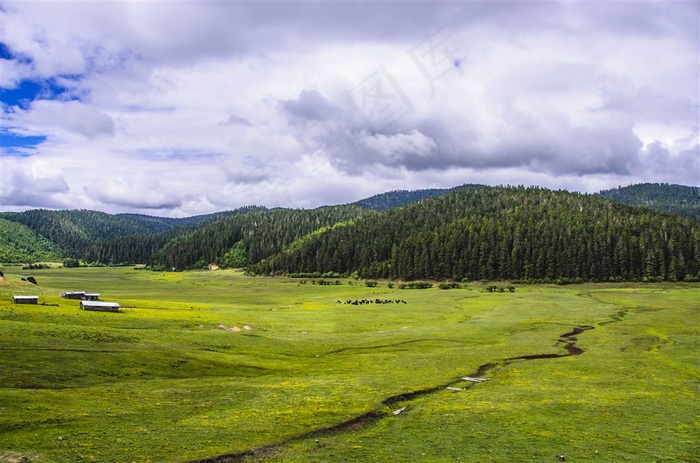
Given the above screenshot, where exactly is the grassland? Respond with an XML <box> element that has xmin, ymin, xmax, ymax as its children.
<box><xmin>0</xmin><ymin>266</ymin><xmax>697</xmax><ymax>462</ymax></box>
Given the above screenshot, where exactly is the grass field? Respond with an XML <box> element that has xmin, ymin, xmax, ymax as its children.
<box><xmin>0</xmin><ymin>266</ymin><xmax>697</xmax><ymax>462</ymax></box>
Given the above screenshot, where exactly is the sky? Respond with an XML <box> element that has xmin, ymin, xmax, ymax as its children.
<box><xmin>1</xmin><ymin>0</ymin><xmax>698</xmax><ymax>217</ymax></box>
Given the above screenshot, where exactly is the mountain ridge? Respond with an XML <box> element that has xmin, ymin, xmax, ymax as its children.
<box><xmin>251</xmin><ymin>185</ymin><xmax>699</xmax><ymax>282</ymax></box>
<box><xmin>596</xmin><ymin>183</ymin><xmax>699</xmax><ymax>221</ymax></box>
<box><xmin>0</xmin><ymin>183</ymin><xmax>698</xmax><ymax>283</ymax></box>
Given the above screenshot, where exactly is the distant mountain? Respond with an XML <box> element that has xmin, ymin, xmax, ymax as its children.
<box><xmin>350</xmin><ymin>184</ymin><xmax>486</xmax><ymax>211</ymax></box>
<box><xmin>0</xmin><ymin>209</ymin><xmax>174</xmax><ymax>257</ymax></box>
<box><xmin>597</xmin><ymin>183</ymin><xmax>699</xmax><ymax>221</ymax></box>
<box><xmin>0</xmin><ymin>207</ymin><xmax>265</xmax><ymax>260</ymax></box>
<box><xmin>118</xmin><ymin>209</ymin><xmax>257</xmax><ymax>227</ymax></box>
<box><xmin>80</xmin><ymin>206</ymin><xmax>266</xmax><ymax>265</ymax></box>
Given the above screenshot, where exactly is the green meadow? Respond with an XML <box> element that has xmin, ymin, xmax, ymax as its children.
<box><xmin>0</xmin><ymin>266</ymin><xmax>697</xmax><ymax>462</ymax></box>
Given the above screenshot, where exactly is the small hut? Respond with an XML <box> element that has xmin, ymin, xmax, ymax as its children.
<box><xmin>61</xmin><ymin>291</ymin><xmax>86</xmax><ymax>299</ymax></box>
<box><xmin>13</xmin><ymin>295</ymin><xmax>38</xmax><ymax>304</ymax></box>
<box><xmin>80</xmin><ymin>301</ymin><xmax>120</xmax><ymax>313</ymax></box>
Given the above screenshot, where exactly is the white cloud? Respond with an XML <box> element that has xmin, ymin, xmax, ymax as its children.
<box><xmin>7</xmin><ymin>100</ymin><xmax>115</xmax><ymax>138</ymax></box>
<box><xmin>0</xmin><ymin>157</ymin><xmax>71</xmax><ymax>209</ymax></box>
<box><xmin>358</xmin><ymin>130</ymin><xmax>437</xmax><ymax>165</ymax></box>
<box><xmin>0</xmin><ymin>1</ymin><xmax>697</xmax><ymax>215</ymax></box>
<box><xmin>0</xmin><ymin>59</ymin><xmax>34</xmax><ymax>88</ymax></box>
<box><xmin>84</xmin><ymin>173</ymin><xmax>182</xmax><ymax>210</ymax></box>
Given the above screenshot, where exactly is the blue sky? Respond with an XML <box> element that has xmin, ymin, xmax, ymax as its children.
<box><xmin>0</xmin><ymin>42</ymin><xmax>76</xmax><ymax>154</ymax></box>
<box><xmin>0</xmin><ymin>42</ymin><xmax>41</xmax><ymax>152</ymax></box>
<box><xmin>0</xmin><ymin>77</ymin><xmax>66</xmax><ymax>154</ymax></box>
<box><xmin>1</xmin><ymin>1</ymin><xmax>698</xmax><ymax>216</ymax></box>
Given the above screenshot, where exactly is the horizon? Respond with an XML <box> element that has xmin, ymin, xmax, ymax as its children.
<box><xmin>0</xmin><ymin>181</ymin><xmax>696</xmax><ymax>219</ymax></box>
<box><xmin>1</xmin><ymin>1</ymin><xmax>698</xmax><ymax>217</ymax></box>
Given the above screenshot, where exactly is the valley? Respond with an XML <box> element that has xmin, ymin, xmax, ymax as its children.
<box><xmin>0</xmin><ymin>266</ymin><xmax>697</xmax><ymax>462</ymax></box>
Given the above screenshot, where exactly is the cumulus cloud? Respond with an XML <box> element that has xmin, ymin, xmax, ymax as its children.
<box><xmin>0</xmin><ymin>158</ymin><xmax>71</xmax><ymax>208</ymax></box>
<box><xmin>0</xmin><ymin>1</ymin><xmax>697</xmax><ymax>215</ymax></box>
<box><xmin>358</xmin><ymin>130</ymin><xmax>437</xmax><ymax>166</ymax></box>
<box><xmin>84</xmin><ymin>173</ymin><xmax>182</xmax><ymax>210</ymax></box>
<box><xmin>0</xmin><ymin>58</ymin><xmax>34</xmax><ymax>88</ymax></box>
<box><xmin>6</xmin><ymin>100</ymin><xmax>114</xmax><ymax>138</ymax></box>
<box><xmin>279</xmin><ymin>90</ymin><xmax>341</xmax><ymax>122</ymax></box>
<box><xmin>637</xmin><ymin>139</ymin><xmax>700</xmax><ymax>185</ymax></box>
<box><xmin>220</xmin><ymin>114</ymin><xmax>253</xmax><ymax>127</ymax></box>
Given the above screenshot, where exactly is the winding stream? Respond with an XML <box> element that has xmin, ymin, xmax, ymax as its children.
<box><xmin>189</xmin><ymin>324</ymin><xmax>600</xmax><ymax>463</ymax></box>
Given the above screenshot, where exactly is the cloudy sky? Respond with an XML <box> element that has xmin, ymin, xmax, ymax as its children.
<box><xmin>1</xmin><ymin>1</ymin><xmax>698</xmax><ymax>216</ymax></box>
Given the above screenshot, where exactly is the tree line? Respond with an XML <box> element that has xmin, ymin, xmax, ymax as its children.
<box><xmin>250</xmin><ymin>187</ymin><xmax>700</xmax><ymax>282</ymax></box>
<box><xmin>2</xmin><ymin>184</ymin><xmax>697</xmax><ymax>282</ymax></box>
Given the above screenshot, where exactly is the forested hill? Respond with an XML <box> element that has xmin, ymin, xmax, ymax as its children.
<box><xmin>597</xmin><ymin>183</ymin><xmax>700</xmax><ymax>221</ymax></box>
<box><xmin>0</xmin><ymin>209</ymin><xmax>169</xmax><ymax>258</ymax></box>
<box><xmin>80</xmin><ymin>206</ymin><xmax>265</xmax><ymax>265</ymax></box>
<box><xmin>148</xmin><ymin>205</ymin><xmax>369</xmax><ymax>270</ymax></box>
<box><xmin>0</xmin><ymin>218</ymin><xmax>63</xmax><ymax>263</ymax></box>
<box><xmin>0</xmin><ymin>207</ymin><xmax>263</xmax><ymax>259</ymax></box>
<box><xmin>2</xmin><ymin>183</ymin><xmax>699</xmax><ymax>278</ymax></box>
<box><xmin>251</xmin><ymin>187</ymin><xmax>700</xmax><ymax>282</ymax></box>
<box><xmin>350</xmin><ymin>184</ymin><xmax>485</xmax><ymax>211</ymax></box>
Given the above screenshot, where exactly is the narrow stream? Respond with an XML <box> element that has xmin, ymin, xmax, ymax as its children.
<box><xmin>190</xmin><ymin>324</ymin><xmax>598</xmax><ymax>463</ymax></box>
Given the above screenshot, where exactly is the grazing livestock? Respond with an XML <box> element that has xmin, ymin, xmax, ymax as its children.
<box><xmin>342</xmin><ymin>299</ymin><xmax>407</xmax><ymax>305</ymax></box>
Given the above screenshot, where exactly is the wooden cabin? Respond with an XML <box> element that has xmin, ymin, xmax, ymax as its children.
<box><xmin>61</xmin><ymin>291</ymin><xmax>86</xmax><ymax>299</ymax></box>
<box><xmin>13</xmin><ymin>295</ymin><xmax>38</xmax><ymax>304</ymax></box>
<box><xmin>80</xmin><ymin>301</ymin><xmax>120</xmax><ymax>313</ymax></box>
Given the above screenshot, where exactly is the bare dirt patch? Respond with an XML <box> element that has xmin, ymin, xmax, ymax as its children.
<box><xmin>0</xmin><ymin>452</ymin><xmax>30</xmax><ymax>463</ymax></box>
<box><xmin>218</xmin><ymin>324</ymin><xmax>241</xmax><ymax>332</ymax></box>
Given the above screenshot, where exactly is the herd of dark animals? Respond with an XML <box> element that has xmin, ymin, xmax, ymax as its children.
<box><xmin>337</xmin><ymin>299</ymin><xmax>407</xmax><ymax>305</ymax></box>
